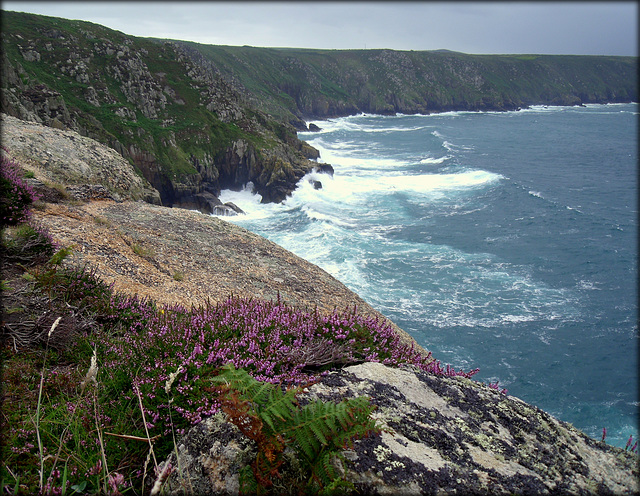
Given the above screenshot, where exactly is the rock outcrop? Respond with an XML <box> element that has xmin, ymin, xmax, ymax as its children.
<box><xmin>156</xmin><ymin>362</ymin><xmax>638</xmax><ymax>495</ymax></box>
<box><xmin>1</xmin><ymin>113</ymin><xmax>161</xmax><ymax>204</ymax></box>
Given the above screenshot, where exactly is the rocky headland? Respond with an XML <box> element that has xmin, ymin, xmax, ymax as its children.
<box><xmin>1</xmin><ymin>10</ymin><xmax>636</xmax><ymax>215</ymax></box>
<box><xmin>2</xmin><ymin>104</ymin><xmax>638</xmax><ymax>495</ymax></box>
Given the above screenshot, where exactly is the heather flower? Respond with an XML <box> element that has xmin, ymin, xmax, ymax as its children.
<box><xmin>108</xmin><ymin>472</ymin><xmax>126</xmax><ymax>495</ymax></box>
<box><xmin>98</xmin><ymin>295</ymin><xmax>480</xmax><ymax>436</ymax></box>
<box><xmin>624</xmin><ymin>435</ymin><xmax>638</xmax><ymax>453</ymax></box>
<box><xmin>85</xmin><ymin>459</ymin><xmax>102</xmax><ymax>477</ymax></box>
<box><xmin>0</xmin><ymin>153</ymin><xmax>38</xmax><ymax>227</ymax></box>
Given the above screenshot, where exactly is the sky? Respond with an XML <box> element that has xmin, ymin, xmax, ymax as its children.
<box><xmin>2</xmin><ymin>1</ymin><xmax>637</xmax><ymax>56</ymax></box>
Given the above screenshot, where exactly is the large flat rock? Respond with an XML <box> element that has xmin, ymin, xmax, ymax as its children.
<box><xmin>156</xmin><ymin>363</ymin><xmax>638</xmax><ymax>495</ymax></box>
<box><xmin>32</xmin><ymin>199</ymin><xmax>421</xmax><ymax>352</ymax></box>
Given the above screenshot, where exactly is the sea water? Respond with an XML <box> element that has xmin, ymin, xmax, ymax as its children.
<box><xmin>219</xmin><ymin>103</ymin><xmax>638</xmax><ymax>448</ymax></box>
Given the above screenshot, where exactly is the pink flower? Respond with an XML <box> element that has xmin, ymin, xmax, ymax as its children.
<box><xmin>108</xmin><ymin>472</ymin><xmax>125</xmax><ymax>494</ymax></box>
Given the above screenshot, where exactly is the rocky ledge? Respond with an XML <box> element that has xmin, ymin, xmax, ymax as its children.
<box><xmin>1</xmin><ymin>113</ymin><xmax>161</xmax><ymax>204</ymax></box>
<box><xmin>157</xmin><ymin>362</ymin><xmax>638</xmax><ymax>495</ymax></box>
<box><xmin>30</xmin><ymin>199</ymin><xmax>418</xmax><ymax>351</ymax></box>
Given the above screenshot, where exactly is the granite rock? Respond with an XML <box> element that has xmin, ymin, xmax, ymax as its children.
<box><xmin>1</xmin><ymin>113</ymin><xmax>161</xmax><ymax>204</ymax></box>
<box><xmin>155</xmin><ymin>362</ymin><xmax>638</xmax><ymax>495</ymax></box>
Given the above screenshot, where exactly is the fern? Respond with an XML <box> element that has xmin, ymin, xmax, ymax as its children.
<box><xmin>210</xmin><ymin>363</ymin><xmax>380</xmax><ymax>495</ymax></box>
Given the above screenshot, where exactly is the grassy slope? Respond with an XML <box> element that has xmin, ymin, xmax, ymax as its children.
<box><xmin>0</xmin><ymin>12</ymin><xmax>284</xmax><ymax>184</ymax></box>
<box><xmin>178</xmin><ymin>43</ymin><xmax>637</xmax><ymax>117</ymax></box>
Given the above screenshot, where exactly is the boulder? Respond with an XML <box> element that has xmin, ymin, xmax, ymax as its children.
<box><xmin>310</xmin><ymin>179</ymin><xmax>323</xmax><ymax>190</ymax></box>
<box><xmin>314</xmin><ymin>162</ymin><xmax>334</xmax><ymax>177</ymax></box>
<box><xmin>223</xmin><ymin>202</ymin><xmax>245</xmax><ymax>215</ymax></box>
<box><xmin>154</xmin><ymin>363</ymin><xmax>638</xmax><ymax>495</ymax></box>
<box><xmin>0</xmin><ymin>113</ymin><xmax>161</xmax><ymax>204</ymax></box>
<box><xmin>298</xmin><ymin>141</ymin><xmax>320</xmax><ymax>160</ymax></box>
<box><xmin>308</xmin><ymin>122</ymin><xmax>322</xmax><ymax>132</ymax></box>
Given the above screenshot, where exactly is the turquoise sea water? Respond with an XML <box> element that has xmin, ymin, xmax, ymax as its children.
<box><xmin>219</xmin><ymin>103</ymin><xmax>638</xmax><ymax>448</ymax></box>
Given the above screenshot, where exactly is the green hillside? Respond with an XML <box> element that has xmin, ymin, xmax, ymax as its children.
<box><xmin>180</xmin><ymin>41</ymin><xmax>637</xmax><ymax>119</ymax></box>
<box><xmin>1</xmin><ymin>11</ymin><xmax>318</xmax><ymax>206</ymax></box>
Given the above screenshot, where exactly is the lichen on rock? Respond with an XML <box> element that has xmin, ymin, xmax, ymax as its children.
<box><xmin>156</xmin><ymin>362</ymin><xmax>638</xmax><ymax>495</ymax></box>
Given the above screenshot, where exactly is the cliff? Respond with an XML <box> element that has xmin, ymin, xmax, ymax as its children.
<box><xmin>177</xmin><ymin>44</ymin><xmax>638</xmax><ymax>123</ymax></box>
<box><xmin>2</xmin><ymin>11</ymin><xmax>637</xmax><ymax>214</ymax></box>
<box><xmin>1</xmin><ymin>11</ymin><xmax>326</xmax><ymax>210</ymax></box>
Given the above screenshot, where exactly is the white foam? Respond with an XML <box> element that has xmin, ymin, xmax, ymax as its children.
<box><xmin>301</xmin><ymin>169</ymin><xmax>503</xmax><ymax>208</ymax></box>
<box><xmin>420</xmin><ymin>156</ymin><xmax>449</xmax><ymax>165</ymax></box>
<box><xmin>217</xmin><ymin>184</ymin><xmax>287</xmax><ymax>222</ymax></box>
<box><xmin>576</xmin><ymin>280</ymin><xmax>601</xmax><ymax>290</ymax></box>
<box><xmin>356</xmin><ymin>125</ymin><xmax>431</xmax><ymax>133</ymax></box>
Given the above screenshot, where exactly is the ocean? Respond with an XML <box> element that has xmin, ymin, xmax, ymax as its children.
<box><xmin>219</xmin><ymin>103</ymin><xmax>638</xmax><ymax>448</ymax></box>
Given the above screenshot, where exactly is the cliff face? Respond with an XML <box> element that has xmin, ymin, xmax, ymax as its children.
<box><xmin>1</xmin><ymin>11</ymin><xmax>637</xmax><ymax>213</ymax></box>
<box><xmin>183</xmin><ymin>44</ymin><xmax>637</xmax><ymax>124</ymax></box>
<box><xmin>0</xmin><ymin>11</ymin><xmax>324</xmax><ymax>210</ymax></box>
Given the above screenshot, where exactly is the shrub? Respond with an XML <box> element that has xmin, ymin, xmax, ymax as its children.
<box><xmin>2</xmin><ymin>221</ymin><xmax>58</xmax><ymax>261</ymax></box>
<box><xmin>0</xmin><ymin>152</ymin><xmax>39</xmax><ymax>227</ymax></box>
<box><xmin>95</xmin><ymin>295</ymin><xmax>479</xmax><ymax>449</ymax></box>
<box><xmin>30</xmin><ymin>247</ymin><xmax>115</xmax><ymax>315</ymax></box>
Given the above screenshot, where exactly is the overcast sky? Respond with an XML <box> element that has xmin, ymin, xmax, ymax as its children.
<box><xmin>2</xmin><ymin>2</ymin><xmax>637</xmax><ymax>56</ymax></box>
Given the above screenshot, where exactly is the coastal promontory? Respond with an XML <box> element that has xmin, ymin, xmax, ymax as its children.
<box><xmin>2</xmin><ymin>10</ymin><xmax>636</xmax><ymax>213</ymax></box>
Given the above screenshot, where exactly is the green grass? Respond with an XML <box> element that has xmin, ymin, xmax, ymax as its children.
<box><xmin>131</xmin><ymin>243</ymin><xmax>155</xmax><ymax>259</ymax></box>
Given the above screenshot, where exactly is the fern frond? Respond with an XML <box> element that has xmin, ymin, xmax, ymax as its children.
<box><xmin>311</xmin><ymin>451</ymin><xmax>353</xmax><ymax>496</ymax></box>
<box><xmin>212</xmin><ymin>363</ymin><xmax>299</xmax><ymax>434</ymax></box>
<box><xmin>211</xmin><ymin>364</ymin><xmax>380</xmax><ymax>495</ymax></box>
<box><xmin>259</xmin><ymin>387</ymin><xmax>297</xmax><ymax>434</ymax></box>
<box><xmin>285</xmin><ymin>401</ymin><xmax>333</xmax><ymax>461</ymax></box>
<box><xmin>210</xmin><ymin>363</ymin><xmax>253</xmax><ymax>391</ymax></box>
<box><xmin>283</xmin><ymin>397</ymin><xmax>376</xmax><ymax>464</ymax></box>
<box><xmin>239</xmin><ymin>465</ymin><xmax>258</xmax><ymax>495</ymax></box>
